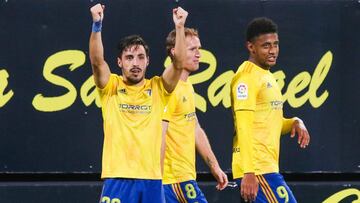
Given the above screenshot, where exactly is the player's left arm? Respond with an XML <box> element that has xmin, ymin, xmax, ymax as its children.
<box><xmin>282</xmin><ymin>117</ymin><xmax>310</xmax><ymax>148</ymax></box>
<box><xmin>195</xmin><ymin>116</ymin><xmax>228</xmax><ymax>190</ymax></box>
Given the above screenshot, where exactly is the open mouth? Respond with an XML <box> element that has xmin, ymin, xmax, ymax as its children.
<box><xmin>130</xmin><ymin>68</ymin><xmax>142</xmax><ymax>74</ymax></box>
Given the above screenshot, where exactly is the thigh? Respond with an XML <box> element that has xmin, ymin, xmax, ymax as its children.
<box><xmin>235</xmin><ymin>174</ymin><xmax>297</xmax><ymax>203</ymax></box>
<box><xmin>99</xmin><ymin>178</ymin><xmax>139</xmax><ymax>203</ymax></box>
<box><xmin>163</xmin><ymin>184</ymin><xmax>181</xmax><ymax>203</ymax></box>
<box><xmin>256</xmin><ymin>173</ymin><xmax>297</xmax><ymax>203</ymax></box>
<box><xmin>172</xmin><ymin>180</ymin><xmax>208</xmax><ymax>203</ymax></box>
<box><xmin>100</xmin><ymin>179</ymin><xmax>165</xmax><ymax>203</ymax></box>
<box><xmin>141</xmin><ymin>179</ymin><xmax>165</xmax><ymax>203</ymax></box>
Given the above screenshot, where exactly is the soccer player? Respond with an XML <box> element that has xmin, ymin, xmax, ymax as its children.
<box><xmin>89</xmin><ymin>4</ymin><xmax>189</xmax><ymax>203</ymax></box>
<box><xmin>161</xmin><ymin>28</ymin><xmax>229</xmax><ymax>203</ymax></box>
<box><xmin>231</xmin><ymin>17</ymin><xmax>310</xmax><ymax>202</ymax></box>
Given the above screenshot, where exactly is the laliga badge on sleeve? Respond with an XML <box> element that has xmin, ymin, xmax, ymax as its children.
<box><xmin>237</xmin><ymin>83</ymin><xmax>248</xmax><ymax>100</ymax></box>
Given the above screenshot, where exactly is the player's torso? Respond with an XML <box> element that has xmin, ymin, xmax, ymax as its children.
<box><xmin>100</xmin><ymin>75</ymin><xmax>165</xmax><ymax>179</ymax></box>
<box><xmin>254</xmin><ymin>72</ymin><xmax>283</xmax><ymax>128</ymax></box>
<box><xmin>231</xmin><ymin>62</ymin><xmax>284</xmax><ymax>176</ymax></box>
<box><xmin>106</xmin><ymin>76</ymin><xmax>165</xmax><ymax>135</ymax></box>
<box><xmin>163</xmin><ymin>80</ymin><xmax>197</xmax><ymax>184</ymax></box>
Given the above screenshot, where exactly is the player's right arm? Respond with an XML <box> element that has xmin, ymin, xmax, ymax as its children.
<box><xmin>232</xmin><ymin>74</ymin><xmax>259</xmax><ymax>202</ymax></box>
<box><xmin>89</xmin><ymin>4</ymin><xmax>111</xmax><ymax>89</ymax></box>
<box><xmin>235</xmin><ymin>110</ymin><xmax>258</xmax><ymax>202</ymax></box>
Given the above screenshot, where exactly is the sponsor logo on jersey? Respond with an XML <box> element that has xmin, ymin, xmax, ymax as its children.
<box><xmin>270</xmin><ymin>100</ymin><xmax>283</xmax><ymax>109</ymax></box>
<box><xmin>119</xmin><ymin>103</ymin><xmax>152</xmax><ymax>114</ymax></box>
<box><xmin>233</xmin><ymin>147</ymin><xmax>240</xmax><ymax>153</ymax></box>
<box><xmin>184</xmin><ymin>112</ymin><xmax>196</xmax><ymax>121</ymax></box>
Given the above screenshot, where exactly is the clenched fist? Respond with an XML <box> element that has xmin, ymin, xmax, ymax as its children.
<box><xmin>90</xmin><ymin>3</ymin><xmax>105</xmax><ymax>22</ymax></box>
<box><xmin>173</xmin><ymin>7</ymin><xmax>188</xmax><ymax>28</ymax></box>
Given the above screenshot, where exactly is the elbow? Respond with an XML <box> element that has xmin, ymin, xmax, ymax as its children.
<box><xmin>90</xmin><ymin>61</ymin><xmax>101</xmax><ymax>68</ymax></box>
<box><xmin>172</xmin><ymin>49</ymin><xmax>186</xmax><ymax>70</ymax></box>
<box><xmin>90</xmin><ymin>57</ymin><xmax>105</xmax><ymax>68</ymax></box>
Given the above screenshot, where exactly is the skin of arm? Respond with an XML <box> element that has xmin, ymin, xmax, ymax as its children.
<box><xmin>161</xmin><ymin>7</ymin><xmax>188</xmax><ymax>93</ymax></box>
<box><xmin>282</xmin><ymin>117</ymin><xmax>310</xmax><ymax>148</ymax></box>
<box><xmin>195</xmin><ymin>117</ymin><xmax>228</xmax><ymax>190</ymax></box>
<box><xmin>89</xmin><ymin>4</ymin><xmax>111</xmax><ymax>89</ymax></box>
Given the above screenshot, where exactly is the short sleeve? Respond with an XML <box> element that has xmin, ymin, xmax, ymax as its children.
<box><xmin>153</xmin><ymin>76</ymin><xmax>172</xmax><ymax>106</ymax></box>
<box><xmin>97</xmin><ymin>74</ymin><xmax>118</xmax><ymax>104</ymax></box>
<box><xmin>231</xmin><ymin>72</ymin><xmax>260</xmax><ymax>111</ymax></box>
<box><xmin>162</xmin><ymin>92</ymin><xmax>177</xmax><ymax>121</ymax></box>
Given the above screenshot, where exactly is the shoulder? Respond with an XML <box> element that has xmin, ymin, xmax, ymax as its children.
<box><xmin>149</xmin><ymin>76</ymin><xmax>161</xmax><ymax>83</ymax></box>
<box><xmin>231</xmin><ymin>62</ymin><xmax>259</xmax><ymax>88</ymax></box>
<box><xmin>98</xmin><ymin>74</ymin><xmax>121</xmax><ymax>91</ymax></box>
<box><xmin>146</xmin><ymin>76</ymin><xmax>167</xmax><ymax>93</ymax></box>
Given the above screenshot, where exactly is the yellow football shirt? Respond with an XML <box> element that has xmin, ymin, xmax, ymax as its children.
<box><xmin>97</xmin><ymin>74</ymin><xmax>170</xmax><ymax>180</ymax></box>
<box><xmin>162</xmin><ymin>80</ymin><xmax>196</xmax><ymax>184</ymax></box>
<box><xmin>231</xmin><ymin>61</ymin><xmax>284</xmax><ymax>178</ymax></box>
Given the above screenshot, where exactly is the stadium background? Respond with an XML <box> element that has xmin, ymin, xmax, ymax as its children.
<box><xmin>0</xmin><ymin>0</ymin><xmax>359</xmax><ymax>202</ymax></box>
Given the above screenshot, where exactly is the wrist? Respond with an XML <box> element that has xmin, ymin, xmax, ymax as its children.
<box><xmin>244</xmin><ymin>172</ymin><xmax>255</xmax><ymax>177</ymax></box>
<box><xmin>175</xmin><ymin>24</ymin><xmax>185</xmax><ymax>29</ymax></box>
<box><xmin>92</xmin><ymin>21</ymin><xmax>102</xmax><ymax>32</ymax></box>
<box><xmin>293</xmin><ymin>117</ymin><xmax>303</xmax><ymax>124</ymax></box>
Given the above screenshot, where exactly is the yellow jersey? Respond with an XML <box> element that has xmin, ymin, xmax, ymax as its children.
<box><xmin>162</xmin><ymin>80</ymin><xmax>196</xmax><ymax>184</ymax></box>
<box><xmin>231</xmin><ymin>61</ymin><xmax>284</xmax><ymax>178</ymax></box>
<box><xmin>97</xmin><ymin>74</ymin><xmax>170</xmax><ymax>180</ymax></box>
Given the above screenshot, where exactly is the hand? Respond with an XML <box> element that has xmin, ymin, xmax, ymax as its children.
<box><xmin>241</xmin><ymin>173</ymin><xmax>258</xmax><ymax>202</ymax></box>
<box><xmin>210</xmin><ymin>166</ymin><xmax>228</xmax><ymax>190</ymax></box>
<box><xmin>291</xmin><ymin>118</ymin><xmax>310</xmax><ymax>148</ymax></box>
<box><xmin>90</xmin><ymin>3</ymin><xmax>105</xmax><ymax>22</ymax></box>
<box><xmin>173</xmin><ymin>7</ymin><xmax>188</xmax><ymax>28</ymax></box>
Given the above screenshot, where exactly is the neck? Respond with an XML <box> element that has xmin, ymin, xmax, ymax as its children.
<box><xmin>180</xmin><ymin>69</ymin><xmax>190</xmax><ymax>81</ymax></box>
<box><xmin>123</xmin><ymin>78</ymin><xmax>145</xmax><ymax>87</ymax></box>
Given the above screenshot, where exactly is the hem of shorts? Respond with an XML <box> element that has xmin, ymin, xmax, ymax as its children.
<box><xmin>233</xmin><ymin>169</ymin><xmax>279</xmax><ymax>179</ymax></box>
<box><xmin>101</xmin><ymin>173</ymin><xmax>162</xmax><ymax>180</ymax></box>
<box><xmin>162</xmin><ymin>176</ymin><xmax>196</xmax><ymax>185</ymax></box>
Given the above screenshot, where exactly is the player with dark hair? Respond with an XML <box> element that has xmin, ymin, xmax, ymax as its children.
<box><xmin>231</xmin><ymin>17</ymin><xmax>310</xmax><ymax>202</ymax></box>
<box><xmin>89</xmin><ymin>4</ymin><xmax>188</xmax><ymax>203</ymax></box>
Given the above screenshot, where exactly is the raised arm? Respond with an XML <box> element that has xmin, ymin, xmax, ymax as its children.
<box><xmin>161</xmin><ymin>7</ymin><xmax>188</xmax><ymax>93</ymax></box>
<box><xmin>89</xmin><ymin>4</ymin><xmax>111</xmax><ymax>89</ymax></box>
<box><xmin>195</xmin><ymin>117</ymin><xmax>228</xmax><ymax>190</ymax></box>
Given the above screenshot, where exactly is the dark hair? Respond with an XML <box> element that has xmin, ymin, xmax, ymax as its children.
<box><xmin>165</xmin><ymin>27</ymin><xmax>199</xmax><ymax>59</ymax></box>
<box><xmin>246</xmin><ymin>17</ymin><xmax>278</xmax><ymax>42</ymax></box>
<box><xmin>117</xmin><ymin>35</ymin><xmax>149</xmax><ymax>57</ymax></box>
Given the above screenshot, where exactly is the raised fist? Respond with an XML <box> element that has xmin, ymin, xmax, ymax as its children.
<box><xmin>173</xmin><ymin>7</ymin><xmax>188</xmax><ymax>28</ymax></box>
<box><xmin>90</xmin><ymin>3</ymin><xmax>105</xmax><ymax>22</ymax></box>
